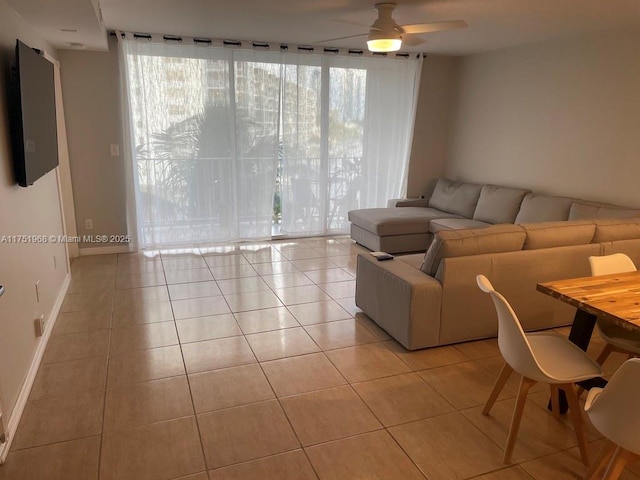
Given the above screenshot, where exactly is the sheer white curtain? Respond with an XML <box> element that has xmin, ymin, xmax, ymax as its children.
<box><xmin>120</xmin><ymin>40</ymin><xmax>281</xmax><ymax>247</ymax></box>
<box><xmin>279</xmin><ymin>53</ymin><xmax>422</xmax><ymax>235</ymax></box>
<box><xmin>120</xmin><ymin>37</ymin><xmax>422</xmax><ymax>246</ymax></box>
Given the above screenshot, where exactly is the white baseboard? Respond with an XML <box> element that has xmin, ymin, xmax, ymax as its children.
<box><xmin>79</xmin><ymin>245</ymin><xmax>130</xmax><ymax>256</ymax></box>
<box><xmin>0</xmin><ymin>273</ymin><xmax>71</xmax><ymax>464</ymax></box>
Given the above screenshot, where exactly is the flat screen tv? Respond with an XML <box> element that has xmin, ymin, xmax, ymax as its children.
<box><xmin>10</xmin><ymin>40</ymin><xmax>58</xmax><ymax>187</ymax></box>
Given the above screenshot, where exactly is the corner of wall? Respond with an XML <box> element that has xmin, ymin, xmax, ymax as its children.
<box><xmin>407</xmin><ymin>55</ymin><xmax>462</xmax><ymax>196</ymax></box>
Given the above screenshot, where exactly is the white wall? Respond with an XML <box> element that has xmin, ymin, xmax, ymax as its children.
<box><xmin>445</xmin><ymin>27</ymin><xmax>640</xmax><ymax>206</ymax></box>
<box><xmin>0</xmin><ymin>0</ymin><xmax>68</xmax><ymax>432</ymax></box>
<box><xmin>59</xmin><ymin>38</ymin><xmax>127</xmax><ymax>250</ymax></box>
<box><xmin>406</xmin><ymin>55</ymin><xmax>459</xmax><ymax>198</ymax></box>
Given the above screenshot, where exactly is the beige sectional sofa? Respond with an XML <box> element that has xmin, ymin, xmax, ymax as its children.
<box><xmin>349</xmin><ymin>178</ymin><xmax>639</xmax><ymax>253</ymax></box>
<box><xmin>351</xmin><ymin>178</ymin><xmax>640</xmax><ymax>350</ymax></box>
<box><xmin>356</xmin><ymin>218</ymin><xmax>640</xmax><ymax>349</ymax></box>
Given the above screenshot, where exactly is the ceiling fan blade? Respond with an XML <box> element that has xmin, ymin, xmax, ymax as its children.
<box><xmin>315</xmin><ymin>33</ymin><xmax>368</xmax><ymax>44</ymax></box>
<box><xmin>332</xmin><ymin>18</ymin><xmax>374</xmax><ymax>29</ymax></box>
<box><xmin>402</xmin><ymin>35</ymin><xmax>427</xmax><ymax>46</ymax></box>
<box><xmin>400</xmin><ymin>20</ymin><xmax>468</xmax><ymax>35</ymax></box>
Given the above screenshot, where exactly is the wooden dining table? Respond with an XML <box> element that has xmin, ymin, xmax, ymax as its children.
<box><xmin>538</xmin><ymin>270</ymin><xmax>640</xmax><ymax>342</ymax></box>
<box><xmin>537</xmin><ymin>271</ymin><xmax>640</xmax><ymax>412</ymax></box>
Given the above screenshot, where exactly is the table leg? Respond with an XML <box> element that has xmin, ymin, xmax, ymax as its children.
<box><xmin>568</xmin><ymin>309</ymin><xmax>598</xmax><ymax>351</ymax></box>
<box><xmin>549</xmin><ymin>309</ymin><xmax>602</xmax><ymax>414</ymax></box>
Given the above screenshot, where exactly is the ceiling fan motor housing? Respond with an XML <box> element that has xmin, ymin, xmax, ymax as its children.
<box><xmin>369</xmin><ymin>3</ymin><xmax>402</xmax><ymax>41</ymax></box>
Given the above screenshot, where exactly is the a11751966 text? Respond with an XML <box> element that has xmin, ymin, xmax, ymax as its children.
<box><xmin>1</xmin><ymin>235</ymin><xmax>131</xmax><ymax>244</ymax></box>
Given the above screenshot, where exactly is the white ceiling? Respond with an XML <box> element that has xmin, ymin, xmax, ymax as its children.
<box><xmin>6</xmin><ymin>0</ymin><xmax>107</xmax><ymax>51</ymax></box>
<box><xmin>7</xmin><ymin>0</ymin><xmax>640</xmax><ymax>55</ymax></box>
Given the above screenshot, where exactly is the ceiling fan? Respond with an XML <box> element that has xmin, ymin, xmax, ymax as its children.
<box><xmin>317</xmin><ymin>2</ymin><xmax>467</xmax><ymax>52</ymax></box>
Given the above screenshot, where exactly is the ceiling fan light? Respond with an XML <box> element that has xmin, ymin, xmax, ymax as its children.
<box><xmin>367</xmin><ymin>38</ymin><xmax>402</xmax><ymax>52</ymax></box>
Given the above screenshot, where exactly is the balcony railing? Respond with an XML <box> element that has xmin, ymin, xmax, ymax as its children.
<box><xmin>135</xmin><ymin>155</ymin><xmax>363</xmax><ymax>244</ymax></box>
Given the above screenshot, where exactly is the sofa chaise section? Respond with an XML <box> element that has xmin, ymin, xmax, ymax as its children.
<box><xmin>349</xmin><ymin>178</ymin><xmax>484</xmax><ymax>252</ymax></box>
<box><xmin>348</xmin><ymin>207</ymin><xmax>461</xmax><ymax>253</ymax></box>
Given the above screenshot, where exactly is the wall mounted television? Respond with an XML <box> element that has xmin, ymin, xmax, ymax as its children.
<box><xmin>10</xmin><ymin>39</ymin><xmax>59</xmax><ymax>187</ymax></box>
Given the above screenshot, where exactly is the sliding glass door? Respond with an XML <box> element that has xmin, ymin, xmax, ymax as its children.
<box><xmin>120</xmin><ymin>38</ymin><xmax>421</xmax><ymax>248</ymax></box>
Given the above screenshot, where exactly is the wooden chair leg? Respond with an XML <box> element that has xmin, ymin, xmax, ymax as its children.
<box><xmin>563</xmin><ymin>383</ymin><xmax>590</xmax><ymax>465</ymax></box>
<box><xmin>503</xmin><ymin>376</ymin><xmax>535</xmax><ymax>464</ymax></box>
<box><xmin>483</xmin><ymin>362</ymin><xmax>513</xmax><ymax>416</ymax></box>
<box><xmin>596</xmin><ymin>344</ymin><xmax>614</xmax><ymax>366</ymax></box>
<box><xmin>584</xmin><ymin>441</ymin><xmax>617</xmax><ymax>480</ymax></box>
<box><xmin>602</xmin><ymin>447</ymin><xmax>634</xmax><ymax>480</ymax></box>
<box><xmin>550</xmin><ymin>384</ymin><xmax>561</xmax><ymax>420</ymax></box>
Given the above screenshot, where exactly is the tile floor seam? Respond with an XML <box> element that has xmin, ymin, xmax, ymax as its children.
<box><xmin>410</xmin><ymin>372</ymin><xmax>458</xmax><ymax>412</ymax></box>
<box><xmin>517</xmin><ymin>444</ymin><xmax>594</xmax><ymax>480</ymax></box>
<box><xmin>126</xmin><ymin>270</ymin><xmax>207</xmax><ymax>474</ymax></box>
<box><xmin>38</xmin><ymin>353</ymin><xmax>111</xmax><ymax>367</ymax></box>
<box><xmin>325</xmin><ymin>351</ymin><xmax>419</xmax><ymax>384</ymax></box>
<box><xmin>349</xmin><ymin>375</ymin><xmax>457</xmax><ymax>428</ymax></box>
<box><xmin>339</xmin><ymin>375</ymin><xmax>430</xmax><ymax>474</ymax></box>
<box><xmin>8</xmin><ymin>433</ymin><xmax>103</xmax><ymax>454</ymax></box>
<box><xmin>246</xmin><ymin>332</ymin><xmax>325</xmax><ymax>479</ymax></box>
<box><xmin>208</xmin><ymin>446</ymin><xmax>305</xmax><ymax>474</ymax></box>
<box><xmin>196</xmin><ymin>396</ymin><xmax>282</xmax><ymax>417</ymax></box>
<box><xmin>178</xmin><ymin>347</ymin><xmax>210</xmax><ymax>474</ymax></box>
<box><xmin>293</xmin><ymin>420</ymin><xmax>385</xmax><ymax>447</ymax></box>
<box><xmin>463</xmin><ymin>465</ymin><xmax>535</xmax><ymax>480</ymax></box>
<box><xmin>247</xmin><ymin>355</ymin><xmax>346</xmax><ymax>398</ymax></box>
<box><xmin>102</xmin><ymin>414</ymin><xmax>200</xmax><ymax>436</ymax></box>
<box><xmin>459</xmin><ymin>401</ymin><xmax>582</xmax><ymax>465</ymax></box>
<box><xmin>458</xmin><ymin>403</ymin><xmax>535</xmax><ymax>473</ymax></box>
<box><xmin>314</xmin><ymin>339</ymin><xmax>435</xmax><ymax>478</ymax></box>
<box><xmin>379</xmin><ymin>427</ymin><xmax>430</xmax><ymax>480</ymax></box>
<box><xmin>95</xmin><ymin>299</ymin><xmax>116</xmax><ymax>479</ymax></box>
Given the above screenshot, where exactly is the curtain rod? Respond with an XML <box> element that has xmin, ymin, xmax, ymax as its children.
<box><xmin>109</xmin><ymin>31</ymin><xmax>426</xmax><ymax>60</ymax></box>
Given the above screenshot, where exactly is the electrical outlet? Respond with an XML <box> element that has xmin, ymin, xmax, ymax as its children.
<box><xmin>85</xmin><ymin>218</ymin><xmax>93</xmax><ymax>230</ymax></box>
<box><xmin>110</xmin><ymin>144</ymin><xmax>120</xmax><ymax>157</ymax></box>
<box><xmin>34</xmin><ymin>315</ymin><xmax>44</xmax><ymax>337</ymax></box>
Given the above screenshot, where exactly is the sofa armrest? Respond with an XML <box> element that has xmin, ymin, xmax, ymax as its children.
<box><xmin>355</xmin><ymin>253</ymin><xmax>442</xmax><ymax>349</ymax></box>
<box><xmin>387</xmin><ymin>197</ymin><xmax>429</xmax><ymax>208</ymax></box>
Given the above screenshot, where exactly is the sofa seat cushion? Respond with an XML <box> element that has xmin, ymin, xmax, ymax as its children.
<box><xmin>569</xmin><ymin>202</ymin><xmax>640</xmax><ymax>220</ymax></box>
<box><xmin>428</xmin><ymin>178</ymin><xmax>483</xmax><ymax>218</ymax></box>
<box><xmin>429</xmin><ymin>218</ymin><xmax>492</xmax><ymax>234</ymax></box>
<box><xmin>386</xmin><ymin>198</ymin><xmax>429</xmax><ymax>208</ymax></box>
<box><xmin>473</xmin><ymin>184</ymin><xmax>530</xmax><ymax>224</ymax></box>
<box><xmin>348</xmin><ymin>207</ymin><xmax>460</xmax><ymax>236</ymax></box>
<box><xmin>420</xmin><ymin>224</ymin><xmax>526</xmax><ymax>276</ymax></box>
<box><xmin>520</xmin><ymin>220</ymin><xmax>596</xmax><ymax>250</ymax></box>
<box><xmin>514</xmin><ymin>193</ymin><xmax>575</xmax><ymax>223</ymax></box>
<box><xmin>593</xmin><ymin>218</ymin><xmax>640</xmax><ymax>243</ymax></box>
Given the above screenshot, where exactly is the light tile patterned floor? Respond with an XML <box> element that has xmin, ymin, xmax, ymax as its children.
<box><xmin>1</xmin><ymin>236</ymin><xmax>639</xmax><ymax>479</ymax></box>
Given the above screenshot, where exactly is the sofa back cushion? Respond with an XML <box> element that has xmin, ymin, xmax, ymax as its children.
<box><xmin>420</xmin><ymin>224</ymin><xmax>526</xmax><ymax>276</ymax></box>
<box><xmin>593</xmin><ymin>218</ymin><xmax>640</xmax><ymax>243</ymax></box>
<box><xmin>514</xmin><ymin>193</ymin><xmax>575</xmax><ymax>224</ymax></box>
<box><xmin>569</xmin><ymin>202</ymin><xmax>640</xmax><ymax>221</ymax></box>
<box><xmin>473</xmin><ymin>184</ymin><xmax>530</xmax><ymax>224</ymax></box>
<box><xmin>520</xmin><ymin>221</ymin><xmax>596</xmax><ymax>250</ymax></box>
<box><xmin>428</xmin><ymin>178</ymin><xmax>483</xmax><ymax>218</ymax></box>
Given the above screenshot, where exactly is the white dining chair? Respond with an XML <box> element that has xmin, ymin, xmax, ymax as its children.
<box><xmin>588</xmin><ymin>254</ymin><xmax>640</xmax><ymax>365</ymax></box>
<box><xmin>583</xmin><ymin>358</ymin><xmax>640</xmax><ymax>480</ymax></box>
<box><xmin>477</xmin><ymin>274</ymin><xmax>603</xmax><ymax>464</ymax></box>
